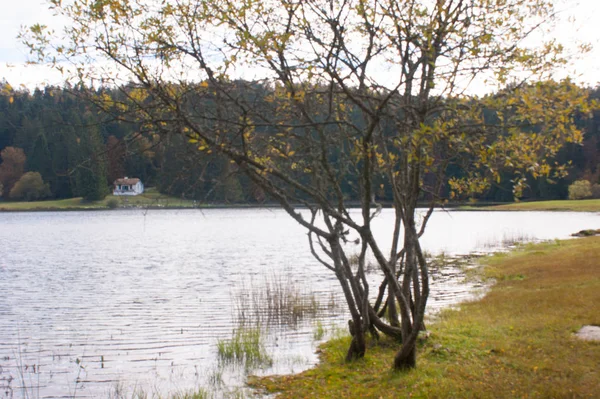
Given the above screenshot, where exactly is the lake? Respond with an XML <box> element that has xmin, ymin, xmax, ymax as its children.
<box><xmin>0</xmin><ymin>208</ymin><xmax>598</xmax><ymax>398</ymax></box>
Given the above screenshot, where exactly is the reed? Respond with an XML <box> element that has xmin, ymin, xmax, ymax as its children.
<box><xmin>216</xmin><ymin>327</ymin><xmax>272</xmax><ymax>368</ymax></box>
<box><xmin>232</xmin><ymin>272</ymin><xmax>334</xmax><ymax>327</ymax></box>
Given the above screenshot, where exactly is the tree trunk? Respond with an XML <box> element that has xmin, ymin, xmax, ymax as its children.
<box><xmin>387</xmin><ymin>282</ymin><xmax>401</xmax><ymax>327</ymax></box>
<box><xmin>345</xmin><ymin>318</ymin><xmax>366</xmax><ymax>361</ymax></box>
<box><xmin>393</xmin><ymin>222</ymin><xmax>427</xmax><ymax>370</ymax></box>
<box><xmin>393</xmin><ymin>340</ymin><xmax>416</xmax><ymax>369</ymax></box>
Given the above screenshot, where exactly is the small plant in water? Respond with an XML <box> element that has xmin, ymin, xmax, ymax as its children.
<box><xmin>313</xmin><ymin>320</ymin><xmax>325</xmax><ymax>340</ymax></box>
<box><xmin>172</xmin><ymin>388</ymin><xmax>212</xmax><ymax>399</ymax></box>
<box><xmin>216</xmin><ymin>327</ymin><xmax>272</xmax><ymax>368</ymax></box>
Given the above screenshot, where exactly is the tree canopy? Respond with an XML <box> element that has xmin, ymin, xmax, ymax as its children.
<box><xmin>25</xmin><ymin>0</ymin><xmax>594</xmax><ymax>368</ymax></box>
<box><xmin>9</xmin><ymin>171</ymin><xmax>51</xmax><ymax>201</ymax></box>
<box><xmin>0</xmin><ymin>146</ymin><xmax>27</xmax><ymax>198</ymax></box>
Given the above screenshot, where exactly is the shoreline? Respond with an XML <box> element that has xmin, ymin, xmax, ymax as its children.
<box><xmin>248</xmin><ymin>237</ymin><xmax>600</xmax><ymax>398</ymax></box>
<box><xmin>1</xmin><ymin>198</ymin><xmax>599</xmax><ymax>213</ymax></box>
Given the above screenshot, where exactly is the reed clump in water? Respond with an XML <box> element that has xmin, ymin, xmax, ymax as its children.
<box><xmin>216</xmin><ymin>327</ymin><xmax>272</xmax><ymax>368</ymax></box>
<box><xmin>232</xmin><ymin>272</ymin><xmax>337</xmax><ymax>327</ymax></box>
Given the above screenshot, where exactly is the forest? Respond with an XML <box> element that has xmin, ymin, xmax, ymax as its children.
<box><xmin>0</xmin><ymin>81</ymin><xmax>598</xmax><ymax>204</ymax></box>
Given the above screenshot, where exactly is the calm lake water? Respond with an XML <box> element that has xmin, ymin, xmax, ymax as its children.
<box><xmin>0</xmin><ymin>208</ymin><xmax>598</xmax><ymax>398</ymax></box>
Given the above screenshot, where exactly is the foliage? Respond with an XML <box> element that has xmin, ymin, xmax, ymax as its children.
<box><xmin>0</xmin><ymin>146</ymin><xmax>26</xmax><ymax>197</ymax></box>
<box><xmin>74</xmin><ymin>127</ymin><xmax>110</xmax><ymax>201</ymax></box>
<box><xmin>592</xmin><ymin>183</ymin><xmax>600</xmax><ymax>198</ymax></box>
<box><xmin>27</xmin><ymin>132</ymin><xmax>54</xmax><ymax>186</ymax></box>
<box><xmin>9</xmin><ymin>171</ymin><xmax>51</xmax><ymax>201</ymax></box>
<box><xmin>106</xmin><ymin>135</ymin><xmax>126</xmax><ymax>184</ymax></box>
<box><xmin>1</xmin><ymin>85</ymin><xmax>600</xmax><ymax>203</ymax></box>
<box><xmin>24</xmin><ymin>0</ymin><xmax>594</xmax><ymax>370</ymax></box>
<box><xmin>106</xmin><ymin>197</ymin><xmax>119</xmax><ymax>209</ymax></box>
<box><xmin>568</xmin><ymin>179</ymin><xmax>593</xmax><ymax>200</ymax></box>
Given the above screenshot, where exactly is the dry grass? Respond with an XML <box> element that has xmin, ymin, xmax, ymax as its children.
<box><xmin>249</xmin><ymin>237</ymin><xmax>600</xmax><ymax>398</ymax></box>
<box><xmin>467</xmin><ymin>198</ymin><xmax>600</xmax><ymax>212</ymax></box>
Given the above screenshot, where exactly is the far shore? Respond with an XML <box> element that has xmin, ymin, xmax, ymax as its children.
<box><xmin>459</xmin><ymin>198</ymin><xmax>600</xmax><ymax>212</ymax></box>
<box><xmin>1</xmin><ymin>195</ymin><xmax>599</xmax><ymax>213</ymax></box>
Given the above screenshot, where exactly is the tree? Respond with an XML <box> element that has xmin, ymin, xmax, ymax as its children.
<box><xmin>106</xmin><ymin>135</ymin><xmax>126</xmax><ymax>183</ymax></box>
<box><xmin>74</xmin><ymin>127</ymin><xmax>109</xmax><ymax>201</ymax></box>
<box><xmin>27</xmin><ymin>132</ymin><xmax>55</xmax><ymax>191</ymax></box>
<box><xmin>9</xmin><ymin>171</ymin><xmax>51</xmax><ymax>201</ymax></box>
<box><xmin>28</xmin><ymin>0</ymin><xmax>592</xmax><ymax>369</ymax></box>
<box><xmin>0</xmin><ymin>146</ymin><xmax>26</xmax><ymax>198</ymax></box>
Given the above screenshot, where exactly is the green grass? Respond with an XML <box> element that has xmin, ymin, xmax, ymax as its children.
<box><xmin>462</xmin><ymin>198</ymin><xmax>600</xmax><ymax>212</ymax></box>
<box><xmin>249</xmin><ymin>237</ymin><xmax>600</xmax><ymax>398</ymax></box>
<box><xmin>0</xmin><ymin>188</ymin><xmax>200</xmax><ymax>211</ymax></box>
<box><xmin>216</xmin><ymin>327</ymin><xmax>272</xmax><ymax>368</ymax></box>
<box><xmin>313</xmin><ymin>320</ymin><xmax>325</xmax><ymax>341</ymax></box>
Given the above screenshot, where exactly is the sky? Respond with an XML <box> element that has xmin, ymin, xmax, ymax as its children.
<box><xmin>1</xmin><ymin>0</ymin><xmax>600</xmax><ymax>90</ymax></box>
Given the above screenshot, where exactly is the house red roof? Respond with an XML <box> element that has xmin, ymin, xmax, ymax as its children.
<box><xmin>114</xmin><ymin>177</ymin><xmax>141</xmax><ymax>185</ymax></box>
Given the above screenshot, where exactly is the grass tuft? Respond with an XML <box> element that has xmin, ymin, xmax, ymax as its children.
<box><xmin>216</xmin><ymin>327</ymin><xmax>272</xmax><ymax>368</ymax></box>
<box><xmin>313</xmin><ymin>320</ymin><xmax>325</xmax><ymax>340</ymax></box>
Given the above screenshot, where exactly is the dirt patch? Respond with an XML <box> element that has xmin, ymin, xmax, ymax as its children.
<box><xmin>574</xmin><ymin>325</ymin><xmax>600</xmax><ymax>341</ymax></box>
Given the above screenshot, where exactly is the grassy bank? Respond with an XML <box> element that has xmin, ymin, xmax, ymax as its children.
<box><xmin>250</xmin><ymin>237</ymin><xmax>600</xmax><ymax>398</ymax></box>
<box><xmin>462</xmin><ymin>198</ymin><xmax>600</xmax><ymax>212</ymax></box>
<box><xmin>0</xmin><ymin>189</ymin><xmax>200</xmax><ymax>211</ymax></box>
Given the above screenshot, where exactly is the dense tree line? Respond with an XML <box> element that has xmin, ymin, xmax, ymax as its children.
<box><xmin>0</xmin><ymin>81</ymin><xmax>598</xmax><ymax>203</ymax></box>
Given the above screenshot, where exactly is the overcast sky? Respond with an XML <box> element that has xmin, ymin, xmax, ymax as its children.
<box><xmin>1</xmin><ymin>0</ymin><xmax>600</xmax><ymax>90</ymax></box>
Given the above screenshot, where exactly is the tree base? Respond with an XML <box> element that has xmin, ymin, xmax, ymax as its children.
<box><xmin>393</xmin><ymin>345</ymin><xmax>416</xmax><ymax>370</ymax></box>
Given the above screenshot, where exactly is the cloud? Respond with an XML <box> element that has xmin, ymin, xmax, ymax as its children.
<box><xmin>0</xmin><ymin>62</ymin><xmax>66</xmax><ymax>90</ymax></box>
<box><xmin>1</xmin><ymin>0</ymin><xmax>599</xmax><ymax>90</ymax></box>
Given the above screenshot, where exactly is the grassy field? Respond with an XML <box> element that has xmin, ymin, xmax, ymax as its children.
<box><xmin>463</xmin><ymin>198</ymin><xmax>600</xmax><ymax>212</ymax></box>
<box><xmin>0</xmin><ymin>188</ymin><xmax>199</xmax><ymax>211</ymax></box>
<box><xmin>250</xmin><ymin>237</ymin><xmax>600</xmax><ymax>398</ymax></box>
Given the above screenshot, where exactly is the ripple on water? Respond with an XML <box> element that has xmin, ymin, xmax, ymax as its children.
<box><xmin>1</xmin><ymin>208</ymin><xmax>598</xmax><ymax>397</ymax></box>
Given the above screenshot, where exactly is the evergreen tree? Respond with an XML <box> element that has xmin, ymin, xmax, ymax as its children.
<box><xmin>27</xmin><ymin>132</ymin><xmax>55</xmax><ymax>191</ymax></box>
<box><xmin>74</xmin><ymin>127</ymin><xmax>109</xmax><ymax>200</ymax></box>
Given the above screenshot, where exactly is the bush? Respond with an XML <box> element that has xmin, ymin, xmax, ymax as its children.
<box><xmin>106</xmin><ymin>198</ymin><xmax>119</xmax><ymax>209</ymax></box>
<box><xmin>9</xmin><ymin>172</ymin><xmax>51</xmax><ymax>201</ymax></box>
<box><xmin>591</xmin><ymin>183</ymin><xmax>600</xmax><ymax>199</ymax></box>
<box><xmin>568</xmin><ymin>180</ymin><xmax>592</xmax><ymax>200</ymax></box>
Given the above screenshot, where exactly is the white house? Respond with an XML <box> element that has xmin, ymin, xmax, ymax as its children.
<box><xmin>113</xmin><ymin>177</ymin><xmax>144</xmax><ymax>196</ymax></box>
